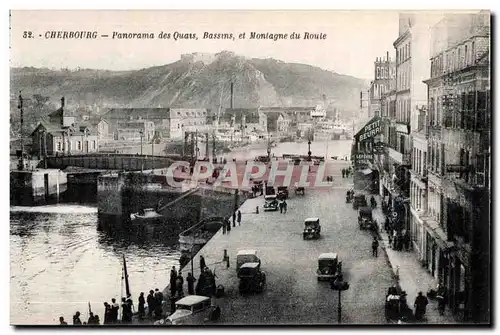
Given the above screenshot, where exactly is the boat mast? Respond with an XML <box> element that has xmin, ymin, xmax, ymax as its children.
<box><xmin>123</xmin><ymin>254</ymin><xmax>131</xmax><ymax>298</ymax></box>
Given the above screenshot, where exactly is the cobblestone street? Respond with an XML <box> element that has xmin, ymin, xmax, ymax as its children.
<box><xmin>188</xmin><ymin>162</ymin><xmax>393</xmax><ymax>324</ymax></box>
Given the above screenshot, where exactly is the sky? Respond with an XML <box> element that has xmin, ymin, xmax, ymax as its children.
<box><xmin>10</xmin><ymin>10</ymin><xmax>452</xmax><ymax>80</ymax></box>
<box><xmin>8</xmin><ymin>10</ymin><xmax>411</xmax><ymax>80</ymax></box>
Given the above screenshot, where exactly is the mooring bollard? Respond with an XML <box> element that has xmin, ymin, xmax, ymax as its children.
<box><xmin>223</xmin><ymin>249</ymin><xmax>230</xmax><ymax>268</ymax></box>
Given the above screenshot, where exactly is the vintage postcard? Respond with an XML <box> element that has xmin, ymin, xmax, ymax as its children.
<box><xmin>9</xmin><ymin>10</ymin><xmax>491</xmax><ymax>326</ymax></box>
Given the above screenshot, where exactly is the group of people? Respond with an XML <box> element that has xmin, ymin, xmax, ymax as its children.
<box><xmin>222</xmin><ymin>210</ymin><xmax>242</xmax><ymax>234</ymax></box>
<box><xmin>341</xmin><ymin>167</ymin><xmax>352</xmax><ymax>178</ymax></box>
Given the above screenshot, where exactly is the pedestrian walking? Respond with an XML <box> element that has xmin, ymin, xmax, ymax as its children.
<box><xmin>176</xmin><ymin>271</ymin><xmax>184</xmax><ymax>297</ymax></box>
<box><xmin>110</xmin><ymin>298</ymin><xmax>119</xmax><ymax>323</ymax></box>
<box><xmin>279</xmin><ymin>201</ymin><xmax>284</xmax><ymax>214</ymax></box>
<box><xmin>87</xmin><ymin>312</ymin><xmax>96</xmax><ymax>325</ymax></box>
<box><xmin>200</xmin><ymin>255</ymin><xmax>206</xmax><ymax>273</ymax></box>
<box><xmin>73</xmin><ymin>311</ymin><xmax>82</xmax><ymax>325</ymax></box>
<box><xmin>237</xmin><ymin>210</ymin><xmax>242</xmax><ymax>225</ymax></box>
<box><xmin>436</xmin><ymin>286</ymin><xmax>447</xmax><ymax>316</ymax></box>
<box><xmin>222</xmin><ymin>221</ymin><xmax>226</xmax><ymax>234</ymax></box>
<box><xmin>232</xmin><ymin>212</ymin><xmax>236</xmax><ymax>227</ymax></box>
<box><xmin>187</xmin><ymin>272</ymin><xmax>196</xmax><ymax>295</ymax></box>
<box><xmin>414</xmin><ymin>292</ymin><xmax>429</xmax><ymax>321</ymax></box>
<box><xmin>371</xmin><ymin>237</ymin><xmax>379</xmax><ymax>257</ymax></box>
<box><xmin>138</xmin><ymin>292</ymin><xmax>146</xmax><ymax>319</ymax></box>
<box><xmin>59</xmin><ymin>316</ymin><xmax>67</xmax><ymax>325</ymax></box>
<box><xmin>147</xmin><ymin>290</ymin><xmax>156</xmax><ymax>317</ymax></box>
<box><xmin>103</xmin><ymin>302</ymin><xmax>111</xmax><ymax>324</ymax></box>
<box><xmin>342</xmin><ymin>169</ymin><xmax>345</xmax><ymax>178</ymax></box>
<box><xmin>226</xmin><ymin>219</ymin><xmax>231</xmax><ymax>233</ymax></box>
<box><xmin>283</xmin><ymin>200</ymin><xmax>287</xmax><ymax>214</ymax></box>
<box><xmin>170</xmin><ymin>266</ymin><xmax>177</xmax><ymax>297</ymax></box>
<box><xmin>154</xmin><ymin>288</ymin><xmax>164</xmax><ymax>317</ymax></box>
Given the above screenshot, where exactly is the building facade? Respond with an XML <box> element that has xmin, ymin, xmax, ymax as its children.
<box><xmin>423</xmin><ymin>11</ymin><xmax>490</xmax><ymax>323</ymax></box>
<box><xmin>31</xmin><ymin>97</ymin><xmax>99</xmax><ymax>157</ymax></box>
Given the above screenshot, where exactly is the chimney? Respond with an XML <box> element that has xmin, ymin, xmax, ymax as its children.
<box><xmin>61</xmin><ymin>97</ymin><xmax>65</xmax><ymax>109</ymax></box>
<box><xmin>387</xmin><ymin>51</ymin><xmax>389</xmax><ymax>62</ymax></box>
<box><xmin>230</xmin><ymin>82</ymin><xmax>234</xmax><ymax>109</ymax></box>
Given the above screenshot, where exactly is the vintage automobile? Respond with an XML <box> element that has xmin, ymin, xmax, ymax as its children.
<box><xmin>155</xmin><ymin>295</ymin><xmax>221</xmax><ymax>325</ymax></box>
<box><xmin>263</xmin><ymin>195</ymin><xmax>279</xmax><ymax>211</ymax></box>
<box><xmin>352</xmin><ymin>193</ymin><xmax>368</xmax><ymax>210</ymax></box>
<box><xmin>358</xmin><ymin>207</ymin><xmax>374</xmax><ymax>230</ymax></box>
<box><xmin>265</xmin><ymin>186</ymin><xmax>276</xmax><ymax>196</ymax></box>
<box><xmin>236</xmin><ymin>250</ymin><xmax>261</xmax><ymax>271</ymax></box>
<box><xmin>303</xmin><ymin>217</ymin><xmax>321</xmax><ymax>239</ymax></box>
<box><xmin>277</xmin><ymin>186</ymin><xmax>289</xmax><ymax>200</ymax></box>
<box><xmin>237</xmin><ymin>262</ymin><xmax>267</xmax><ymax>294</ymax></box>
<box><xmin>316</xmin><ymin>253</ymin><xmax>340</xmax><ymax>281</ymax></box>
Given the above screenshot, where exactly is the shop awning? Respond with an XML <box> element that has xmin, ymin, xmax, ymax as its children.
<box><xmin>360</xmin><ymin>168</ymin><xmax>373</xmax><ymax>175</ymax></box>
<box><xmin>423</xmin><ymin>219</ymin><xmax>454</xmax><ymax>250</ymax></box>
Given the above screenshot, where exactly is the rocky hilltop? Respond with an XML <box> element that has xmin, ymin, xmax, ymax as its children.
<box><xmin>10</xmin><ymin>51</ymin><xmax>368</xmax><ymax>118</ymax></box>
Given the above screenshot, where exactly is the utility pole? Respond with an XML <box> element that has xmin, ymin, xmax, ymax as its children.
<box><xmin>17</xmin><ymin>91</ymin><xmax>24</xmax><ymax>171</ymax></box>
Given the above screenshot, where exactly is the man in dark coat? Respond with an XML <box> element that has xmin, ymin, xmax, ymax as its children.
<box><xmin>232</xmin><ymin>212</ymin><xmax>236</xmax><ymax>227</ymax></box>
<box><xmin>146</xmin><ymin>290</ymin><xmax>156</xmax><ymax>317</ymax></box>
<box><xmin>414</xmin><ymin>291</ymin><xmax>429</xmax><ymax>320</ymax></box>
<box><xmin>372</xmin><ymin>237</ymin><xmax>379</xmax><ymax>257</ymax></box>
<box><xmin>170</xmin><ymin>266</ymin><xmax>177</xmax><ymax>297</ymax></box>
<box><xmin>154</xmin><ymin>288</ymin><xmax>164</xmax><ymax>317</ymax></box>
<box><xmin>200</xmin><ymin>255</ymin><xmax>206</xmax><ymax>272</ymax></box>
<box><xmin>138</xmin><ymin>292</ymin><xmax>146</xmax><ymax>319</ymax></box>
<box><xmin>110</xmin><ymin>298</ymin><xmax>119</xmax><ymax>323</ymax></box>
<box><xmin>103</xmin><ymin>302</ymin><xmax>111</xmax><ymax>324</ymax></box>
<box><xmin>237</xmin><ymin>210</ymin><xmax>242</xmax><ymax>225</ymax></box>
<box><xmin>186</xmin><ymin>272</ymin><xmax>196</xmax><ymax>295</ymax></box>
<box><xmin>176</xmin><ymin>271</ymin><xmax>184</xmax><ymax>297</ymax></box>
<box><xmin>73</xmin><ymin>311</ymin><xmax>82</xmax><ymax>325</ymax></box>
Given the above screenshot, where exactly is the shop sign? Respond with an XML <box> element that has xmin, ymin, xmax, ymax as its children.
<box><xmin>357</xmin><ymin>117</ymin><xmax>382</xmax><ymax>142</ymax></box>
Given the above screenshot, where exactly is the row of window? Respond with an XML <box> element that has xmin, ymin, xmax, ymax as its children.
<box><xmin>55</xmin><ymin>140</ymin><xmax>96</xmax><ymax>151</ymax></box>
<box><xmin>430</xmin><ymin>38</ymin><xmax>478</xmax><ymax>78</ymax></box>
<box><xmin>396</xmin><ymin>98</ymin><xmax>411</xmax><ymax>124</ymax></box>
<box><xmin>412</xmin><ymin>147</ymin><xmax>427</xmax><ymax>177</ymax></box>
<box><xmin>397</xmin><ymin>67</ymin><xmax>411</xmax><ymax>91</ymax></box>
<box><xmin>397</xmin><ymin>41</ymin><xmax>411</xmax><ymax>65</ymax></box>
<box><xmin>176</xmin><ymin>120</ymin><xmax>207</xmax><ymax>128</ymax></box>
<box><xmin>410</xmin><ymin>181</ymin><xmax>425</xmax><ymax>211</ymax></box>
<box><xmin>428</xmin><ymin>90</ymin><xmax>490</xmax><ymax>131</ymax></box>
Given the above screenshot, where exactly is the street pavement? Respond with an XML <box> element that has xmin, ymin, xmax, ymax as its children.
<box><xmin>371</xmin><ymin>199</ymin><xmax>458</xmax><ymax>324</ymax></box>
<box><xmin>175</xmin><ymin>160</ymin><xmax>394</xmax><ymax>325</ymax></box>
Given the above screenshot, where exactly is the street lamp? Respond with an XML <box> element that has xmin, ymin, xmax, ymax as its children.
<box><xmin>307</xmin><ymin>130</ymin><xmax>313</xmax><ymax>161</ymax></box>
<box><xmin>267</xmin><ymin>133</ymin><xmax>272</xmax><ymax>162</ymax></box>
<box><xmin>139</xmin><ymin>129</ymin><xmax>144</xmax><ymax>155</ymax></box>
<box><xmin>330</xmin><ymin>273</ymin><xmax>350</xmax><ymax>323</ymax></box>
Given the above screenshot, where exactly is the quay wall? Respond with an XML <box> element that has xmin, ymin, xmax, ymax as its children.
<box><xmin>10</xmin><ymin>169</ymin><xmax>67</xmax><ymax>206</ymax></box>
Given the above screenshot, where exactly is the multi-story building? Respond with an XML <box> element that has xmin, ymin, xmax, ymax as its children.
<box><xmin>115</xmin><ymin>120</ymin><xmax>155</xmax><ymax>141</ymax></box>
<box><xmin>384</xmin><ymin>13</ymin><xmax>432</xmax><ymax>235</ymax></box>
<box><xmin>31</xmin><ymin>97</ymin><xmax>99</xmax><ymax>157</ymax></box>
<box><xmin>104</xmin><ymin>107</ymin><xmax>209</xmax><ymax>140</ymax></box>
<box><xmin>369</xmin><ymin>53</ymin><xmax>396</xmax><ymax>119</ymax></box>
<box><xmin>423</xmin><ymin>11</ymin><xmax>490</xmax><ymax>323</ymax></box>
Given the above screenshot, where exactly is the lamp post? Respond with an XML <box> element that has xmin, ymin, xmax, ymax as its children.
<box><xmin>307</xmin><ymin>131</ymin><xmax>312</xmax><ymax>162</ymax></box>
<box><xmin>151</xmin><ymin>134</ymin><xmax>155</xmax><ymax>173</ymax></box>
<box><xmin>330</xmin><ymin>273</ymin><xmax>350</xmax><ymax>323</ymax></box>
<box><xmin>139</xmin><ymin>129</ymin><xmax>144</xmax><ymax>155</ymax></box>
<box><xmin>267</xmin><ymin>132</ymin><xmax>271</xmax><ymax>162</ymax></box>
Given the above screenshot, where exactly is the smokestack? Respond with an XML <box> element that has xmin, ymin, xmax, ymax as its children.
<box><xmin>230</xmin><ymin>82</ymin><xmax>234</xmax><ymax>109</ymax></box>
<box><xmin>387</xmin><ymin>51</ymin><xmax>389</xmax><ymax>62</ymax></box>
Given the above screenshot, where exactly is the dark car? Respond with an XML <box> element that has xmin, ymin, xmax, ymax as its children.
<box><xmin>277</xmin><ymin>186</ymin><xmax>289</xmax><ymax>200</ymax></box>
<box><xmin>303</xmin><ymin>217</ymin><xmax>321</xmax><ymax>240</ymax></box>
<box><xmin>237</xmin><ymin>262</ymin><xmax>266</xmax><ymax>294</ymax></box>
<box><xmin>353</xmin><ymin>194</ymin><xmax>367</xmax><ymax>210</ymax></box>
<box><xmin>265</xmin><ymin>186</ymin><xmax>276</xmax><ymax>196</ymax></box>
<box><xmin>358</xmin><ymin>207</ymin><xmax>374</xmax><ymax>230</ymax></box>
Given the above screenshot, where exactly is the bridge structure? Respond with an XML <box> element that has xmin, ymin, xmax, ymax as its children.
<box><xmin>41</xmin><ymin>153</ymin><xmax>188</xmax><ymax>171</ymax></box>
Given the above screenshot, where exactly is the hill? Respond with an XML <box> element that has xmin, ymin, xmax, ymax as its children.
<box><xmin>10</xmin><ymin>51</ymin><xmax>368</xmax><ymax>126</ymax></box>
